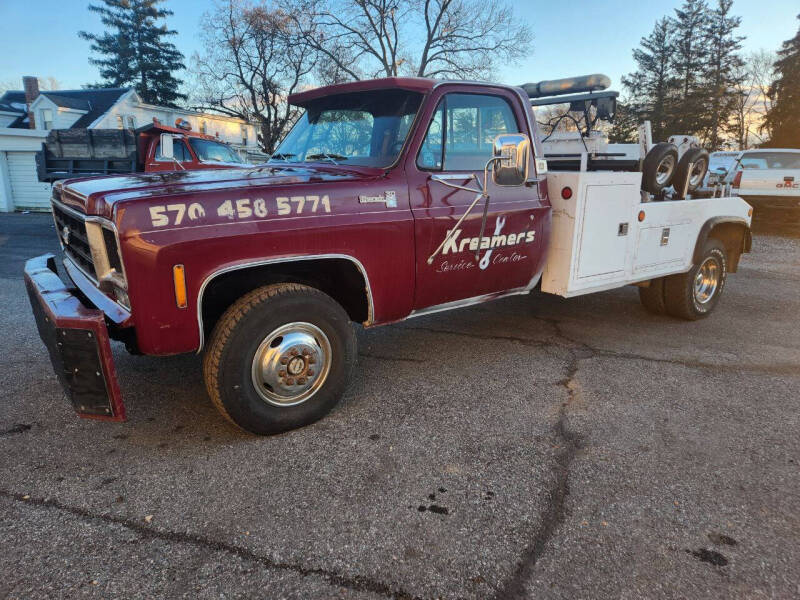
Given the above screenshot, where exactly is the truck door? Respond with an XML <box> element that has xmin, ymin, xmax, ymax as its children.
<box><xmin>405</xmin><ymin>87</ymin><xmax>548</xmax><ymax>311</ymax></box>
<box><xmin>147</xmin><ymin>138</ymin><xmax>193</xmax><ymax>172</ymax></box>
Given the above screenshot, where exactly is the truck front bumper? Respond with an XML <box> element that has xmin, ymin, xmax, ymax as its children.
<box><xmin>24</xmin><ymin>254</ymin><xmax>126</xmax><ymax>421</ymax></box>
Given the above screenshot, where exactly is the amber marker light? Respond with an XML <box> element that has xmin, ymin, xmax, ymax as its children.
<box><xmin>638</xmin><ymin>210</ymin><xmax>646</xmax><ymax>222</ymax></box>
<box><xmin>748</xmin><ymin>208</ymin><xmax>753</xmax><ymax>217</ymax></box>
<box><xmin>173</xmin><ymin>264</ymin><xmax>188</xmax><ymax>309</ymax></box>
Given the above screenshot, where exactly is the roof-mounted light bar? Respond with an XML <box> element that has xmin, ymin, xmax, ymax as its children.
<box><xmin>521</xmin><ymin>74</ymin><xmax>612</xmax><ymax>99</ymax></box>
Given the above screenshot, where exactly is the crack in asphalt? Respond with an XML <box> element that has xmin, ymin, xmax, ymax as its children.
<box><xmin>404</xmin><ymin>320</ymin><xmax>800</xmax><ymax>378</ymax></box>
<box><xmin>403</xmin><ymin>326</ymin><xmax>551</xmax><ymax>348</ymax></box>
<box><xmin>0</xmin><ymin>423</ymin><xmax>32</xmax><ymax>436</ymax></box>
<box><xmin>0</xmin><ymin>490</ymin><xmax>423</xmax><ymax>600</ymax></box>
<box><xmin>492</xmin><ymin>348</ymin><xmax>586</xmax><ymax>600</ymax></box>
<box><xmin>359</xmin><ymin>352</ymin><xmax>427</xmax><ymax>364</ymax></box>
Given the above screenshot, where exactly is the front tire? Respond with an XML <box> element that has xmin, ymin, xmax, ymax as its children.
<box><xmin>203</xmin><ymin>283</ymin><xmax>356</xmax><ymax>435</ymax></box>
<box><xmin>663</xmin><ymin>239</ymin><xmax>728</xmax><ymax>320</ymax></box>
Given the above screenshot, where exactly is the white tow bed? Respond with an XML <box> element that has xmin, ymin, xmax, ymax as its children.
<box><xmin>541</xmin><ymin>171</ymin><xmax>752</xmax><ymax>297</ymax></box>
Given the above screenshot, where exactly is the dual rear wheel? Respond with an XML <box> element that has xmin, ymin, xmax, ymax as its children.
<box><xmin>639</xmin><ymin>239</ymin><xmax>728</xmax><ymax>320</ymax></box>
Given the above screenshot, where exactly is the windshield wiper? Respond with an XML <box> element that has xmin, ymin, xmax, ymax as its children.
<box><xmin>305</xmin><ymin>152</ymin><xmax>348</xmax><ymax>165</ymax></box>
<box><xmin>269</xmin><ymin>152</ymin><xmax>296</xmax><ymax>161</ymax></box>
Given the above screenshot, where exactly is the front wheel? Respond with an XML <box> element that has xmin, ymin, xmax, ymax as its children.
<box><xmin>663</xmin><ymin>239</ymin><xmax>728</xmax><ymax>320</ymax></box>
<box><xmin>203</xmin><ymin>283</ymin><xmax>356</xmax><ymax>435</ymax></box>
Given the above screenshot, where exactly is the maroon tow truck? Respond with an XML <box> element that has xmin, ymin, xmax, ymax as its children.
<box><xmin>25</xmin><ymin>76</ymin><xmax>752</xmax><ymax>434</ymax></box>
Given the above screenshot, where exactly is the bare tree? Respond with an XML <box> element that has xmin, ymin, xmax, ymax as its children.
<box><xmin>0</xmin><ymin>80</ymin><xmax>17</xmax><ymax>95</ymax></box>
<box><xmin>294</xmin><ymin>0</ymin><xmax>531</xmax><ymax>81</ymax></box>
<box><xmin>38</xmin><ymin>77</ymin><xmax>63</xmax><ymax>91</ymax></box>
<box><xmin>729</xmin><ymin>50</ymin><xmax>776</xmax><ymax>148</ymax></box>
<box><xmin>190</xmin><ymin>0</ymin><xmax>316</xmax><ymax>153</ymax></box>
<box><xmin>0</xmin><ymin>76</ymin><xmax>61</xmax><ymax>95</ymax></box>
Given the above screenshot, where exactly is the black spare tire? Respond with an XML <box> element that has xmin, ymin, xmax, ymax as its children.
<box><xmin>674</xmin><ymin>147</ymin><xmax>710</xmax><ymax>198</ymax></box>
<box><xmin>642</xmin><ymin>142</ymin><xmax>679</xmax><ymax>195</ymax></box>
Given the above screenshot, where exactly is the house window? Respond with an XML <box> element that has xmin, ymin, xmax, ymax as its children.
<box><xmin>40</xmin><ymin>109</ymin><xmax>53</xmax><ymax>130</ymax></box>
<box><xmin>127</xmin><ymin>116</ymin><xmax>136</xmax><ymax>130</ymax></box>
<box><xmin>116</xmin><ymin>115</ymin><xmax>124</xmax><ymax>129</ymax></box>
<box><xmin>241</xmin><ymin>125</ymin><xmax>248</xmax><ymax>146</ymax></box>
<box><xmin>200</xmin><ymin>120</ymin><xmax>207</xmax><ymax>134</ymax></box>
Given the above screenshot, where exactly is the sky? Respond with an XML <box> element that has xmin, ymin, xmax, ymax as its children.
<box><xmin>0</xmin><ymin>0</ymin><xmax>797</xmax><ymax>94</ymax></box>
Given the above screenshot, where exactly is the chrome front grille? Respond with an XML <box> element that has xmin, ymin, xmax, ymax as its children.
<box><xmin>52</xmin><ymin>201</ymin><xmax>96</xmax><ymax>278</ymax></box>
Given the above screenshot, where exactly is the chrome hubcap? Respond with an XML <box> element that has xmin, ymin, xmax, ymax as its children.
<box><xmin>656</xmin><ymin>155</ymin><xmax>676</xmax><ymax>185</ymax></box>
<box><xmin>251</xmin><ymin>322</ymin><xmax>331</xmax><ymax>407</ymax></box>
<box><xmin>689</xmin><ymin>158</ymin><xmax>707</xmax><ymax>187</ymax></box>
<box><xmin>693</xmin><ymin>257</ymin><xmax>720</xmax><ymax>304</ymax></box>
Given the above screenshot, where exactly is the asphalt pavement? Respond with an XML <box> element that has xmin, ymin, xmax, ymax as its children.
<box><xmin>0</xmin><ymin>210</ymin><xmax>798</xmax><ymax>599</ymax></box>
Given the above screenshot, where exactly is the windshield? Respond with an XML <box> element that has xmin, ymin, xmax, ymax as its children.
<box><xmin>738</xmin><ymin>152</ymin><xmax>800</xmax><ymax>170</ymax></box>
<box><xmin>188</xmin><ymin>138</ymin><xmax>243</xmax><ymax>163</ymax></box>
<box><xmin>271</xmin><ymin>89</ymin><xmax>423</xmax><ymax>168</ymax></box>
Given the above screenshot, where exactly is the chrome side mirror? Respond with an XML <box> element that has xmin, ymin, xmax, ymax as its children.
<box><xmin>492</xmin><ymin>133</ymin><xmax>530</xmax><ymax>186</ymax></box>
<box><xmin>159</xmin><ymin>133</ymin><xmax>174</xmax><ymax>160</ymax></box>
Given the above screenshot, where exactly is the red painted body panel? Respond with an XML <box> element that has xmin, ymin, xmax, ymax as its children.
<box><xmin>53</xmin><ymin>80</ymin><xmax>553</xmax><ymax>357</ymax></box>
<box><xmin>289</xmin><ymin>77</ymin><xmax>436</xmax><ymax>105</ymax></box>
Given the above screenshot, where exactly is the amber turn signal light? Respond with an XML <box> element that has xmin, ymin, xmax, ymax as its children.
<box><xmin>638</xmin><ymin>210</ymin><xmax>646</xmax><ymax>222</ymax></box>
<box><xmin>173</xmin><ymin>264</ymin><xmax>188</xmax><ymax>309</ymax></box>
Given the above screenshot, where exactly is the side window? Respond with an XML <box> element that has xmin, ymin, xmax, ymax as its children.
<box><xmin>155</xmin><ymin>140</ymin><xmax>189</xmax><ymax>161</ymax></box>
<box><xmin>417</xmin><ymin>102</ymin><xmax>444</xmax><ymax>170</ymax></box>
<box><xmin>417</xmin><ymin>93</ymin><xmax>520</xmax><ymax>172</ymax></box>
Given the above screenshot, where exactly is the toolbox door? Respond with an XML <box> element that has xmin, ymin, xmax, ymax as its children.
<box><xmin>575</xmin><ymin>184</ymin><xmax>635</xmax><ymax>279</ymax></box>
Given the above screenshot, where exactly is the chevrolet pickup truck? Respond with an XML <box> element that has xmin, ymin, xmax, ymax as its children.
<box><xmin>25</xmin><ymin>76</ymin><xmax>753</xmax><ymax>434</ymax></box>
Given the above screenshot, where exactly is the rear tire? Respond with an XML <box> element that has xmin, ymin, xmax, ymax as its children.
<box><xmin>674</xmin><ymin>148</ymin><xmax>710</xmax><ymax>198</ymax></box>
<box><xmin>638</xmin><ymin>278</ymin><xmax>667</xmax><ymax>315</ymax></box>
<box><xmin>203</xmin><ymin>283</ymin><xmax>356</xmax><ymax>435</ymax></box>
<box><xmin>663</xmin><ymin>239</ymin><xmax>728</xmax><ymax>320</ymax></box>
<box><xmin>642</xmin><ymin>143</ymin><xmax>679</xmax><ymax>194</ymax></box>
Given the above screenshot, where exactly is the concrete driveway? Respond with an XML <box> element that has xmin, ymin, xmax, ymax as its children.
<box><xmin>1</xmin><ymin>211</ymin><xmax>798</xmax><ymax>599</ymax></box>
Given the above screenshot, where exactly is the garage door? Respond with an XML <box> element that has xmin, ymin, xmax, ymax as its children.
<box><xmin>6</xmin><ymin>151</ymin><xmax>52</xmax><ymax>210</ymax></box>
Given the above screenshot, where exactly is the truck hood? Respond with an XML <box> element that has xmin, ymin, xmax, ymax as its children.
<box><xmin>56</xmin><ymin>164</ymin><xmax>384</xmax><ymax>218</ymax></box>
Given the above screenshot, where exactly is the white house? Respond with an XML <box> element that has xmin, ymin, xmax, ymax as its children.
<box><xmin>0</xmin><ymin>76</ymin><xmax>260</xmax><ymax>211</ymax></box>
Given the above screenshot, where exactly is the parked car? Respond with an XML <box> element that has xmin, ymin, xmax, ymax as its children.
<box><xmin>695</xmin><ymin>151</ymin><xmax>740</xmax><ymax>196</ymax></box>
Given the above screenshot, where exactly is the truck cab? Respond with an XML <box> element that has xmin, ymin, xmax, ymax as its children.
<box><xmin>141</xmin><ymin>121</ymin><xmax>250</xmax><ymax>172</ymax></box>
<box><xmin>24</xmin><ymin>76</ymin><xmax>752</xmax><ymax>435</ymax></box>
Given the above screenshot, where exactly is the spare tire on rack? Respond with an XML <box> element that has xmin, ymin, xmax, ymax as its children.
<box><xmin>641</xmin><ymin>142</ymin><xmax>679</xmax><ymax>195</ymax></box>
<box><xmin>673</xmin><ymin>147</ymin><xmax>710</xmax><ymax>198</ymax></box>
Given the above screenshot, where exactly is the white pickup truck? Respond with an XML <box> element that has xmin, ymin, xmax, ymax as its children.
<box><xmin>727</xmin><ymin>149</ymin><xmax>800</xmax><ymax>210</ymax></box>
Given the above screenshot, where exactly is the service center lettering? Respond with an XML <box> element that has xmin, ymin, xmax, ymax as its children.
<box><xmin>442</xmin><ymin>228</ymin><xmax>536</xmax><ymax>255</ymax></box>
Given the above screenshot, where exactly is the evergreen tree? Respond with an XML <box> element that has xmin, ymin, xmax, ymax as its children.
<box><xmin>670</xmin><ymin>0</ymin><xmax>711</xmax><ymax>134</ymax></box>
<box><xmin>80</xmin><ymin>0</ymin><xmax>186</xmax><ymax>107</ymax></box>
<box><xmin>704</xmin><ymin>0</ymin><xmax>744</xmax><ymax>150</ymax></box>
<box><xmin>763</xmin><ymin>15</ymin><xmax>800</xmax><ymax>147</ymax></box>
<box><xmin>622</xmin><ymin>18</ymin><xmax>677</xmax><ymax>141</ymax></box>
<box><xmin>606</xmin><ymin>101</ymin><xmax>640</xmax><ymax>144</ymax></box>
